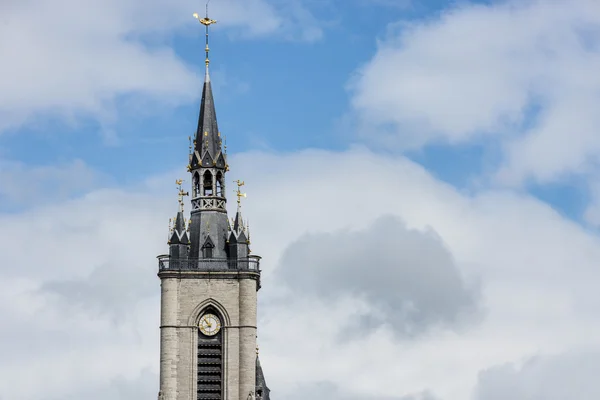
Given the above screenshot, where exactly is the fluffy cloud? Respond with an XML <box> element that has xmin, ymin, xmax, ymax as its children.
<box><xmin>277</xmin><ymin>216</ymin><xmax>480</xmax><ymax>338</ymax></box>
<box><xmin>349</xmin><ymin>0</ymin><xmax>600</xmax><ymax>187</ymax></box>
<box><xmin>0</xmin><ymin>0</ymin><xmax>320</xmax><ymax>133</ymax></box>
<box><xmin>475</xmin><ymin>350</ymin><xmax>600</xmax><ymax>400</ymax></box>
<box><xmin>236</xmin><ymin>148</ymin><xmax>600</xmax><ymax>399</ymax></box>
<box><xmin>2</xmin><ymin>148</ymin><xmax>600</xmax><ymax>400</ymax></box>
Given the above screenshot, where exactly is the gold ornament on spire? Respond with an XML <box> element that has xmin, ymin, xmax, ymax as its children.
<box><xmin>176</xmin><ymin>179</ymin><xmax>189</xmax><ymax>212</ymax></box>
<box><xmin>234</xmin><ymin>180</ymin><xmax>246</xmax><ymax>209</ymax></box>
<box><xmin>193</xmin><ymin>2</ymin><xmax>217</xmax><ymax>67</ymax></box>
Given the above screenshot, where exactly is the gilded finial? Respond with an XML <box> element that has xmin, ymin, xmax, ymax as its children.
<box><xmin>176</xmin><ymin>179</ymin><xmax>189</xmax><ymax>212</ymax></box>
<box><xmin>234</xmin><ymin>180</ymin><xmax>246</xmax><ymax>209</ymax></box>
<box><xmin>193</xmin><ymin>2</ymin><xmax>217</xmax><ymax>68</ymax></box>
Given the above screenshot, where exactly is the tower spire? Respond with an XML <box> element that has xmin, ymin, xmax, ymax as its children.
<box><xmin>192</xmin><ymin>6</ymin><xmax>222</xmax><ymax>163</ymax></box>
<box><xmin>156</xmin><ymin>10</ymin><xmax>266</xmax><ymax>400</ymax></box>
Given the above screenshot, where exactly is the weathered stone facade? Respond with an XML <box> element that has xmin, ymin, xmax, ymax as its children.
<box><xmin>158</xmin><ymin>275</ymin><xmax>258</xmax><ymax>400</ymax></box>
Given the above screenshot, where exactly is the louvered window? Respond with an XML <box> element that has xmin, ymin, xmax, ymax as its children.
<box><xmin>197</xmin><ymin>313</ymin><xmax>223</xmax><ymax>399</ymax></box>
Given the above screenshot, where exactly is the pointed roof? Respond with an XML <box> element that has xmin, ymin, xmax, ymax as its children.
<box><xmin>256</xmin><ymin>356</ymin><xmax>270</xmax><ymax>400</ymax></box>
<box><xmin>195</xmin><ymin>65</ymin><xmax>221</xmax><ymax>161</ymax></box>
<box><xmin>233</xmin><ymin>209</ymin><xmax>244</xmax><ymax>233</ymax></box>
<box><xmin>169</xmin><ymin>211</ymin><xmax>189</xmax><ymax>245</ymax></box>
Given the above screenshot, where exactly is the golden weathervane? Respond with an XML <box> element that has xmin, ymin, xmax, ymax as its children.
<box><xmin>234</xmin><ymin>179</ymin><xmax>246</xmax><ymax>208</ymax></box>
<box><xmin>176</xmin><ymin>179</ymin><xmax>189</xmax><ymax>212</ymax></box>
<box><xmin>193</xmin><ymin>2</ymin><xmax>217</xmax><ymax>67</ymax></box>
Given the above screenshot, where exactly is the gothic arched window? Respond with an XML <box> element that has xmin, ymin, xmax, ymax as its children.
<box><xmin>193</xmin><ymin>172</ymin><xmax>200</xmax><ymax>197</ymax></box>
<box><xmin>197</xmin><ymin>307</ymin><xmax>224</xmax><ymax>399</ymax></box>
<box><xmin>216</xmin><ymin>172</ymin><xmax>223</xmax><ymax>197</ymax></box>
<box><xmin>203</xmin><ymin>171</ymin><xmax>213</xmax><ymax>196</ymax></box>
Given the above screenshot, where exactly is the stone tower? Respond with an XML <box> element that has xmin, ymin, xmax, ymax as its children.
<box><xmin>157</xmin><ymin>13</ymin><xmax>270</xmax><ymax>400</ymax></box>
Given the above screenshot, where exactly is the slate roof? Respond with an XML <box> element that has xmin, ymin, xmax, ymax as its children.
<box><xmin>169</xmin><ymin>211</ymin><xmax>189</xmax><ymax>244</ymax></box>
<box><xmin>256</xmin><ymin>356</ymin><xmax>271</xmax><ymax>400</ymax></box>
<box><xmin>195</xmin><ymin>68</ymin><xmax>221</xmax><ymax>161</ymax></box>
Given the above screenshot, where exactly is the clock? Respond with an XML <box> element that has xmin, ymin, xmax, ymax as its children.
<box><xmin>198</xmin><ymin>313</ymin><xmax>221</xmax><ymax>336</ymax></box>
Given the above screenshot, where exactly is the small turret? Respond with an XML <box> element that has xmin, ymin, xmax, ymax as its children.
<box><xmin>255</xmin><ymin>352</ymin><xmax>270</xmax><ymax>400</ymax></box>
<box><xmin>169</xmin><ymin>211</ymin><xmax>189</xmax><ymax>259</ymax></box>
<box><xmin>168</xmin><ymin>179</ymin><xmax>190</xmax><ymax>259</ymax></box>
<box><xmin>228</xmin><ymin>180</ymin><xmax>250</xmax><ymax>259</ymax></box>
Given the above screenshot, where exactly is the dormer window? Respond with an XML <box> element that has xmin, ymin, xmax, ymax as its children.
<box><xmin>202</xmin><ymin>241</ymin><xmax>214</xmax><ymax>258</ymax></box>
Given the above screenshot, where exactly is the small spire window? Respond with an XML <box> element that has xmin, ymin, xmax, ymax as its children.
<box><xmin>203</xmin><ymin>171</ymin><xmax>213</xmax><ymax>196</ymax></box>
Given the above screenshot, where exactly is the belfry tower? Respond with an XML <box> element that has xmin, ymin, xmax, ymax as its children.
<box><xmin>157</xmin><ymin>11</ymin><xmax>270</xmax><ymax>400</ymax></box>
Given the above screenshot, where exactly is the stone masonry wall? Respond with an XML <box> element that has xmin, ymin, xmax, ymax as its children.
<box><xmin>160</xmin><ymin>275</ymin><xmax>262</xmax><ymax>400</ymax></box>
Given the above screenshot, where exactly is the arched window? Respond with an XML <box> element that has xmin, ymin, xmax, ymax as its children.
<box><xmin>197</xmin><ymin>307</ymin><xmax>224</xmax><ymax>399</ymax></box>
<box><xmin>203</xmin><ymin>171</ymin><xmax>213</xmax><ymax>196</ymax></box>
<box><xmin>216</xmin><ymin>172</ymin><xmax>223</xmax><ymax>197</ymax></box>
<box><xmin>193</xmin><ymin>172</ymin><xmax>200</xmax><ymax>197</ymax></box>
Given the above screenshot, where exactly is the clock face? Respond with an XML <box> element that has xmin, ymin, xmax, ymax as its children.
<box><xmin>198</xmin><ymin>313</ymin><xmax>221</xmax><ymax>336</ymax></box>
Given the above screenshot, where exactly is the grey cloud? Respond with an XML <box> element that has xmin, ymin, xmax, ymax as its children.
<box><xmin>43</xmin><ymin>368</ymin><xmax>158</xmax><ymax>400</ymax></box>
<box><xmin>284</xmin><ymin>380</ymin><xmax>441</xmax><ymax>400</ymax></box>
<box><xmin>276</xmin><ymin>215</ymin><xmax>481</xmax><ymax>337</ymax></box>
<box><xmin>40</xmin><ymin>262</ymin><xmax>157</xmax><ymax>323</ymax></box>
<box><xmin>475</xmin><ymin>350</ymin><xmax>600</xmax><ymax>400</ymax></box>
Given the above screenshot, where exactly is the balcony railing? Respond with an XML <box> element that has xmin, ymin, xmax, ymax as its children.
<box><xmin>157</xmin><ymin>255</ymin><xmax>260</xmax><ymax>272</ymax></box>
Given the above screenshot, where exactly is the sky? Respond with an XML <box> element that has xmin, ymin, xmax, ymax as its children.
<box><xmin>1</xmin><ymin>0</ymin><xmax>600</xmax><ymax>399</ymax></box>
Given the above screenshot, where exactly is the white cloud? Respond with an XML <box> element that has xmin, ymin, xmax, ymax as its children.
<box><xmin>236</xmin><ymin>148</ymin><xmax>600</xmax><ymax>399</ymax></box>
<box><xmin>2</xmin><ymin>148</ymin><xmax>600</xmax><ymax>399</ymax></box>
<box><xmin>349</xmin><ymin>0</ymin><xmax>600</xmax><ymax>187</ymax></box>
<box><xmin>0</xmin><ymin>0</ymin><xmax>320</xmax><ymax>133</ymax></box>
<box><xmin>0</xmin><ymin>158</ymin><xmax>105</xmax><ymax>208</ymax></box>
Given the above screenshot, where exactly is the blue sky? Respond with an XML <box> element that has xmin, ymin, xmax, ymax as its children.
<box><xmin>3</xmin><ymin>1</ymin><xmax>600</xmax><ymax>399</ymax></box>
<box><xmin>2</xmin><ymin>0</ymin><xmax>592</xmax><ymax>222</ymax></box>
<box><xmin>1</xmin><ymin>0</ymin><xmax>532</xmax><ymax>201</ymax></box>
